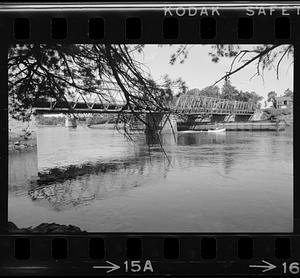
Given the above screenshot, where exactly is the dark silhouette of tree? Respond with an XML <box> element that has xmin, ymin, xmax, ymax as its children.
<box><xmin>158</xmin><ymin>75</ymin><xmax>187</xmax><ymax>103</ymax></box>
<box><xmin>9</xmin><ymin>43</ymin><xmax>292</xmax><ymax>146</ymax></box>
<box><xmin>8</xmin><ymin>44</ymin><xmax>186</xmax><ymax>136</ymax></box>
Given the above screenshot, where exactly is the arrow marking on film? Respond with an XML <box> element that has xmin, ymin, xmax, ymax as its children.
<box><xmin>249</xmin><ymin>260</ymin><xmax>277</xmax><ymax>273</ymax></box>
<box><xmin>93</xmin><ymin>261</ymin><xmax>120</xmax><ymax>273</ymax></box>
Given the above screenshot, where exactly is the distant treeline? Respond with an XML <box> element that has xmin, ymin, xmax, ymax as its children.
<box><xmin>35</xmin><ymin>114</ymin><xmax>119</xmax><ymax>126</ymax></box>
<box><xmin>86</xmin><ymin>115</ymin><xmax>117</xmax><ymax>125</ymax></box>
<box><xmin>180</xmin><ymin>81</ymin><xmax>294</xmax><ymax>111</ymax></box>
<box><xmin>35</xmin><ymin>115</ymin><xmax>65</xmax><ymax>125</ymax></box>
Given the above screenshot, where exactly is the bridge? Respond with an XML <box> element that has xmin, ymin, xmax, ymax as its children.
<box><xmin>174</xmin><ymin>94</ymin><xmax>256</xmax><ymax>115</ymax></box>
<box><xmin>33</xmin><ymin>92</ymin><xmax>256</xmax><ymax>115</ymax></box>
<box><xmin>33</xmin><ymin>88</ymin><xmax>127</xmax><ymax>114</ymax></box>
<box><xmin>32</xmin><ymin>91</ymin><xmax>258</xmax><ymax>130</ymax></box>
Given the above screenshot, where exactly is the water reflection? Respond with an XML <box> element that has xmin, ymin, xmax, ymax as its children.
<box><xmin>28</xmin><ymin>156</ymin><xmax>169</xmax><ymax>211</ymax></box>
<box><xmin>8</xmin><ymin>126</ymin><xmax>293</xmax><ymax>232</ymax></box>
<box><xmin>145</xmin><ymin>132</ymin><xmax>177</xmax><ymax>146</ymax></box>
<box><xmin>9</xmin><ymin>150</ymin><xmax>38</xmax><ymax>193</ymax></box>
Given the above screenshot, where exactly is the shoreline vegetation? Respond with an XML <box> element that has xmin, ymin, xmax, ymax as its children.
<box><xmin>263</xmin><ymin>108</ymin><xmax>293</xmax><ymax>126</ymax></box>
<box><xmin>35</xmin><ymin>114</ymin><xmax>118</xmax><ymax>126</ymax></box>
<box><xmin>7</xmin><ymin>221</ymin><xmax>86</xmax><ymax>233</ymax></box>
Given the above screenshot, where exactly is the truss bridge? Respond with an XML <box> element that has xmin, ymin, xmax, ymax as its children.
<box><xmin>174</xmin><ymin>94</ymin><xmax>256</xmax><ymax>115</ymax></box>
<box><xmin>32</xmin><ymin>90</ymin><xmax>259</xmax><ymax>130</ymax></box>
<box><xmin>33</xmin><ymin>89</ymin><xmax>257</xmax><ymax>117</ymax></box>
<box><xmin>33</xmin><ymin>89</ymin><xmax>127</xmax><ymax>114</ymax></box>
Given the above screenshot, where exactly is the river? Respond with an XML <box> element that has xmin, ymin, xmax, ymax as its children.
<box><xmin>8</xmin><ymin>125</ymin><xmax>293</xmax><ymax>232</ymax></box>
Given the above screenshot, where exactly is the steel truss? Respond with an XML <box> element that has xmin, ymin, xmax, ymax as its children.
<box><xmin>175</xmin><ymin>95</ymin><xmax>256</xmax><ymax>115</ymax></box>
<box><xmin>33</xmin><ymin>92</ymin><xmax>256</xmax><ymax>115</ymax></box>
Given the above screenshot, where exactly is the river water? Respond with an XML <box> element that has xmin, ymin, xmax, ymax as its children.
<box><xmin>8</xmin><ymin>125</ymin><xmax>293</xmax><ymax>232</ymax></box>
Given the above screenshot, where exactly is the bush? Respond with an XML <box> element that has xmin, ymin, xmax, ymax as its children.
<box><xmin>264</xmin><ymin>108</ymin><xmax>292</xmax><ymax>117</ymax></box>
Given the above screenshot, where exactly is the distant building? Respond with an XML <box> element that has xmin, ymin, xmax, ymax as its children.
<box><xmin>274</xmin><ymin>96</ymin><xmax>293</xmax><ymax>109</ymax></box>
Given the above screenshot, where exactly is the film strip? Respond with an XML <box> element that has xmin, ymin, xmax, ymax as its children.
<box><xmin>0</xmin><ymin>2</ymin><xmax>299</xmax><ymax>276</ymax></box>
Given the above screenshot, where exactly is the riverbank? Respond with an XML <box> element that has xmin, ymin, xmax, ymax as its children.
<box><xmin>277</xmin><ymin>113</ymin><xmax>293</xmax><ymax>126</ymax></box>
<box><xmin>7</xmin><ymin>221</ymin><xmax>86</xmax><ymax>233</ymax></box>
<box><xmin>263</xmin><ymin>108</ymin><xmax>293</xmax><ymax>126</ymax></box>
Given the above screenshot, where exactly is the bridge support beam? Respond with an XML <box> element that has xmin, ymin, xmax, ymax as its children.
<box><xmin>224</xmin><ymin>114</ymin><xmax>235</xmax><ymax>122</ymax></box>
<box><xmin>249</xmin><ymin>110</ymin><xmax>268</xmax><ymax>121</ymax></box>
<box><xmin>145</xmin><ymin>113</ymin><xmax>177</xmax><ymax>134</ymax></box>
<box><xmin>65</xmin><ymin>115</ymin><xmax>77</xmax><ymax>128</ymax></box>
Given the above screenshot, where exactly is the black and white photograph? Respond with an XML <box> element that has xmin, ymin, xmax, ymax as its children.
<box><xmin>8</xmin><ymin>44</ymin><xmax>293</xmax><ymax>233</ymax></box>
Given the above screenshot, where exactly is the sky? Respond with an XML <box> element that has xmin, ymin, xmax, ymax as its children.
<box><xmin>135</xmin><ymin>44</ymin><xmax>293</xmax><ymax>106</ymax></box>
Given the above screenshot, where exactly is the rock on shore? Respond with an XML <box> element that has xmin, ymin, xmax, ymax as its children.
<box><xmin>7</xmin><ymin>221</ymin><xmax>87</xmax><ymax>233</ymax></box>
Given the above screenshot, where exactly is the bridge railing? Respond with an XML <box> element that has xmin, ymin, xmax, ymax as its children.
<box><xmin>174</xmin><ymin>95</ymin><xmax>256</xmax><ymax>115</ymax></box>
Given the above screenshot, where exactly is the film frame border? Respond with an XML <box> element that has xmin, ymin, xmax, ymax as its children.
<box><xmin>0</xmin><ymin>2</ymin><xmax>299</xmax><ymax>276</ymax></box>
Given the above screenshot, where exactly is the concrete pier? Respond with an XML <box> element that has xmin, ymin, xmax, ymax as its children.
<box><xmin>249</xmin><ymin>110</ymin><xmax>269</xmax><ymax>121</ymax></box>
<box><xmin>65</xmin><ymin>116</ymin><xmax>77</xmax><ymax>128</ymax></box>
<box><xmin>224</xmin><ymin>114</ymin><xmax>235</xmax><ymax>122</ymax></box>
<box><xmin>145</xmin><ymin>113</ymin><xmax>177</xmax><ymax>134</ymax></box>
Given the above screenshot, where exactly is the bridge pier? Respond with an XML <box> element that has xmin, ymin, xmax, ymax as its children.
<box><xmin>145</xmin><ymin>113</ymin><xmax>177</xmax><ymax>134</ymax></box>
<box><xmin>224</xmin><ymin>114</ymin><xmax>235</xmax><ymax>122</ymax></box>
<box><xmin>65</xmin><ymin>115</ymin><xmax>77</xmax><ymax>128</ymax></box>
<box><xmin>249</xmin><ymin>110</ymin><xmax>269</xmax><ymax>121</ymax></box>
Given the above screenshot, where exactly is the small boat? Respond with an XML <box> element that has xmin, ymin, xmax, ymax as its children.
<box><xmin>178</xmin><ymin>130</ymin><xmax>204</xmax><ymax>134</ymax></box>
<box><xmin>207</xmin><ymin>127</ymin><xmax>226</xmax><ymax>133</ymax></box>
